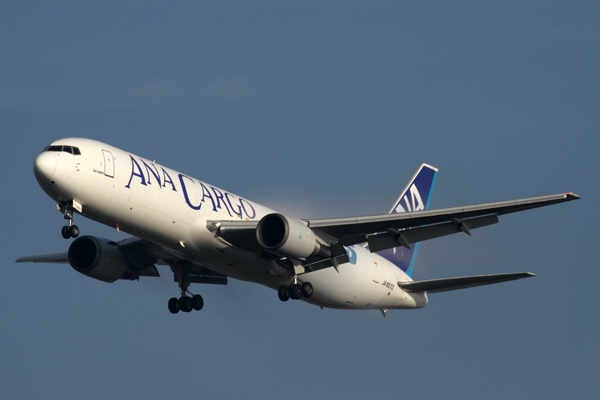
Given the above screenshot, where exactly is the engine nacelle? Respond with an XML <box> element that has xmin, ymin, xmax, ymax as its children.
<box><xmin>68</xmin><ymin>236</ymin><xmax>137</xmax><ymax>283</ymax></box>
<box><xmin>256</xmin><ymin>213</ymin><xmax>321</xmax><ymax>259</ymax></box>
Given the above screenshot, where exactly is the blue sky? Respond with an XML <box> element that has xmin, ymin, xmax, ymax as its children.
<box><xmin>1</xmin><ymin>2</ymin><xmax>598</xmax><ymax>399</ymax></box>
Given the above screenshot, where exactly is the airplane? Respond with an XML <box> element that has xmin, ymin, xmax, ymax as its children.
<box><xmin>17</xmin><ymin>138</ymin><xmax>580</xmax><ymax>316</ymax></box>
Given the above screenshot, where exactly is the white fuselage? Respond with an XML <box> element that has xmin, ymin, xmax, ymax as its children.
<box><xmin>34</xmin><ymin>138</ymin><xmax>427</xmax><ymax>310</ymax></box>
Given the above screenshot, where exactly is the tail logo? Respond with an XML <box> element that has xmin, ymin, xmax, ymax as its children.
<box><xmin>393</xmin><ymin>184</ymin><xmax>424</xmax><ymax>213</ymax></box>
<box><xmin>380</xmin><ymin>163</ymin><xmax>437</xmax><ymax>277</ymax></box>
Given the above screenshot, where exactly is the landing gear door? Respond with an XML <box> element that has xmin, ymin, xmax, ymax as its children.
<box><xmin>102</xmin><ymin>150</ymin><xmax>115</xmax><ymax>178</ymax></box>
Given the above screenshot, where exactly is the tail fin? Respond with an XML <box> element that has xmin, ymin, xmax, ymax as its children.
<box><xmin>379</xmin><ymin>163</ymin><xmax>438</xmax><ymax>277</ymax></box>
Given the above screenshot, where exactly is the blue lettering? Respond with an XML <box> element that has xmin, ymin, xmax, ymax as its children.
<box><xmin>240</xmin><ymin>198</ymin><xmax>256</xmax><ymax>219</ymax></box>
<box><xmin>178</xmin><ymin>174</ymin><xmax>201</xmax><ymax>210</ymax></box>
<box><xmin>225</xmin><ymin>192</ymin><xmax>242</xmax><ymax>218</ymax></box>
<box><xmin>141</xmin><ymin>160</ymin><xmax>162</xmax><ymax>187</ymax></box>
<box><xmin>162</xmin><ymin>168</ymin><xmax>176</xmax><ymax>191</ymax></box>
<box><xmin>210</xmin><ymin>187</ymin><xmax>232</xmax><ymax>217</ymax></box>
<box><xmin>125</xmin><ymin>156</ymin><xmax>146</xmax><ymax>188</ymax></box>
<box><xmin>198</xmin><ymin>181</ymin><xmax>217</xmax><ymax>212</ymax></box>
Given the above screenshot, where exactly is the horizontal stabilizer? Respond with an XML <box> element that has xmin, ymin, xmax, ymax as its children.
<box><xmin>398</xmin><ymin>272</ymin><xmax>536</xmax><ymax>293</ymax></box>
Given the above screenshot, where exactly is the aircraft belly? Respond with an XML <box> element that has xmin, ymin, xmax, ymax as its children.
<box><xmin>297</xmin><ymin>264</ymin><xmax>388</xmax><ymax>310</ymax></box>
<box><xmin>298</xmin><ymin>247</ymin><xmax>420</xmax><ymax>310</ymax></box>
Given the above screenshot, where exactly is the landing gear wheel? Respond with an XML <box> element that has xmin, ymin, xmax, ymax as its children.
<box><xmin>168</xmin><ymin>297</ymin><xmax>180</xmax><ymax>314</ymax></box>
<box><xmin>192</xmin><ymin>295</ymin><xmax>204</xmax><ymax>311</ymax></box>
<box><xmin>302</xmin><ymin>282</ymin><xmax>314</xmax><ymax>298</ymax></box>
<box><xmin>290</xmin><ymin>283</ymin><xmax>303</xmax><ymax>300</ymax></box>
<box><xmin>69</xmin><ymin>225</ymin><xmax>79</xmax><ymax>238</ymax></box>
<box><xmin>61</xmin><ymin>226</ymin><xmax>71</xmax><ymax>239</ymax></box>
<box><xmin>179</xmin><ymin>296</ymin><xmax>193</xmax><ymax>312</ymax></box>
<box><xmin>170</xmin><ymin>262</ymin><xmax>207</xmax><ymax>314</ymax></box>
<box><xmin>278</xmin><ymin>286</ymin><xmax>290</xmax><ymax>302</ymax></box>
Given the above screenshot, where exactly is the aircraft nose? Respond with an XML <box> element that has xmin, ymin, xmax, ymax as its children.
<box><xmin>34</xmin><ymin>151</ymin><xmax>56</xmax><ymax>182</ymax></box>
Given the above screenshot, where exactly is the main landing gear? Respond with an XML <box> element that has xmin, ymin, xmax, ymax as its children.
<box><xmin>278</xmin><ymin>281</ymin><xmax>313</xmax><ymax>302</ymax></box>
<box><xmin>168</xmin><ymin>262</ymin><xmax>204</xmax><ymax>314</ymax></box>
<box><xmin>168</xmin><ymin>293</ymin><xmax>204</xmax><ymax>314</ymax></box>
<box><xmin>60</xmin><ymin>204</ymin><xmax>79</xmax><ymax>239</ymax></box>
<box><xmin>275</xmin><ymin>258</ymin><xmax>314</xmax><ymax>302</ymax></box>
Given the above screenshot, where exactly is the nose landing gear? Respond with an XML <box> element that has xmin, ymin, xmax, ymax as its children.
<box><xmin>59</xmin><ymin>203</ymin><xmax>79</xmax><ymax>239</ymax></box>
<box><xmin>61</xmin><ymin>225</ymin><xmax>79</xmax><ymax>239</ymax></box>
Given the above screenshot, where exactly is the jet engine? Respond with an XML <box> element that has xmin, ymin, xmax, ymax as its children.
<box><xmin>256</xmin><ymin>213</ymin><xmax>323</xmax><ymax>259</ymax></box>
<box><xmin>68</xmin><ymin>236</ymin><xmax>137</xmax><ymax>282</ymax></box>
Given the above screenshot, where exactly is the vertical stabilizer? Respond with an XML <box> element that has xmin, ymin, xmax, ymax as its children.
<box><xmin>378</xmin><ymin>164</ymin><xmax>438</xmax><ymax>277</ymax></box>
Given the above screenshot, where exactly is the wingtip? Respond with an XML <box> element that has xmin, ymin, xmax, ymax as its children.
<box><xmin>566</xmin><ymin>192</ymin><xmax>581</xmax><ymax>200</ymax></box>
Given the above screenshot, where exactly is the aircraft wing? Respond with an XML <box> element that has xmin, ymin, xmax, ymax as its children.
<box><xmin>16</xmin><ymin>237</ymin><xmax>227</xmax><ymax>282</ymax></box>
<box><xmin>16</xmin><ymin>253</ymin><xmax>69</xmax><ymax>264</ymax></box>
<box><xmin>398</xmin><ymin>272</ymin><xmax>536</xmax><ymax>293</ymax></box>
<box><xmin>15</xmin><ymin>237</ymin><xmax>168</xmax><ymax>267</ymax></box>
<box><xmin>215</xmin><ymin>192</ymin><xmax>580</xmax><ymax>252</ymax></box>
<box><xmin>307</xmin><ymin>192</ymin><xmax>580</xmax><ymax>246</ymax></box>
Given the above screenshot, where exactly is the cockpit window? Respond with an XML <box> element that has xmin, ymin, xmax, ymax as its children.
<box><xmin>44</xmin><ymin>145</ymin><xmax>81</xmax><ymax>155</ymax></box>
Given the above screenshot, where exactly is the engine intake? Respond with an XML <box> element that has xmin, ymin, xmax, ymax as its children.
<box><xmin>68</xmin><ymin>236</ymin><xmax>137</xmax><ymax>282</ymax></box>
<box><xmin>256</xmin><ymin>213</ymin><xmax>321</xmax><ymax>259</ymax></box>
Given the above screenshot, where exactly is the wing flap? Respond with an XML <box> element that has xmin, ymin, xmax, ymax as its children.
<box><xmin>208</xmin><ymin>220</ymin><xmax>262</xmax><ymax>252</ymax></box>
<box><xmin>398</xmin><ymin>272</ymin><xmax>536</xmax><ymax>293</ymax></box>
<box><xmin>367</xmin><ymin>214</ymin><xmax>499</xmax><ymax>251</ymax></box>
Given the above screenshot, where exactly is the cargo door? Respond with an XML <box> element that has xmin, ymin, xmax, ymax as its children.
<box><xmin>102</xmin><ymin>150</ymin><xmax>115</xmax><ymax>178</ymax></box>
